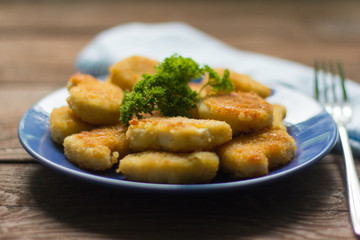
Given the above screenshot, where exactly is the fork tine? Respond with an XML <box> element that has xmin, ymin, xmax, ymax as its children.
<box><xmin>314</xmin><ymin>60</ymin><xmax>349</xmax><ymax>112</ymax></box>
<box><xmin>329</xmin><ymin>61</ymin><xmax>338</xmax><ymax>104</ymax></box>
<box><xmin>321</xmin><ymin>60</ymin><xmax>329</xmax><ymax>103</ymax></box>
<box><xmin>337</xmin><ymin>61</ymin><xmax>348</xmax><ymax>102</ymax></box>
<box><xmin>337</xmin><ymin>61</ymin><xmax>352</xmax><ymax>120</ymax></box>
<box><xmin>314</xmin><ymin>59</ymin><xmax>319</xmax><ymax>100</ymax></box>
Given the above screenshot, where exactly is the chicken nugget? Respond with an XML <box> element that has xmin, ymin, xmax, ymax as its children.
<box><xmin>118</xmin><ymin>151</ymin><xmax>219</xmax><ymax>184</ymax></box>
<box><xmin>108</xmin><ymin>56</ymin><xmax>158</xmax><ymax>90</ymax></box>
<box><xmin>201</xmin><ymin>68</ymin><xmax>271</xmax><ymax>98</ymax></box>
<box><xmin>49</xmin><ymin>106</ymin><xmax>94</xmax><ymax>144</ymax></box>
<box><xmin>64</xmin><ymin>125</ymin><xmax>130</xmax><ymax>171</ymax></box>
<box><xmin>197</xmin><ymin>92</ymin><xmax>273</xmax><ymax>135</ymax></box>
<box><xmin>126</xmin><ymin>116</ymin><xmax>232</xmax><ymax>152</ymax></box>
<box><xmin>66</xmin><ymin>73</ymin><xmax>98</xmax><ymax>90</ymax></box>
<box><xmin>217</xmin><ymin>129</ymin><xmax>296</xmax><ymax>179</ymax></box>
<box><xmin>271</xmin><ymin>104</ymin><xmax>287</xmax><ymax>131</ymax></box>
<box><xmin>67</xmin><ymin>80</ymin><xmax>123</xmax><ymax>125</ymax></box>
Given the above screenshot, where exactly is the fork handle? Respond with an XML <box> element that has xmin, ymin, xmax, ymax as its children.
<box><xmin>338</xmin><ymin>125</ymin><xmax>360</xmax><ymax>236</ymax></box>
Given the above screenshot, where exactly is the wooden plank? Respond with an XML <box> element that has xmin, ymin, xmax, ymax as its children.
<box><xmin>0</xmin><ymin>0</ymin><xmax>359</xmax><ymax>84</ymax></box>
<box><xmin>1</xmin><ymin>36</ymin><xmax>358</xmax><ymax>85</ymax></box>
<box><xmin>0</xmin><ymin>161</ymin><xmax>357</xmax><ymax>240</ymax></box>
<box><xmin>0</xmin><ymin>38</ymin><xmax>86</xmax><ymax>85</ymax></box>
<box><xmin>0</xmin><ymin>86</ymin><xmax>56</xmax><ymax>161</ymax></box>
<box><xmin>1</xmin><ymin>1</ymin><xmax>359</xmax><ymax>30</ymax></box>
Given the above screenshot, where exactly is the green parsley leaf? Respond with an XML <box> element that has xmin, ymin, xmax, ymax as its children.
<box><xmin>199</xmin><ymin>66</ymin><xmax>233</xmax><ymax>94</ymax></box>
<box><xmin>120</xmin><ymin>54</ymin><xmax>233</xmax><ymax>125</ymax></box>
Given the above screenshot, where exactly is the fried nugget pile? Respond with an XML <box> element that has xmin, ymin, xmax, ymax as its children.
<box><xmin>49</xmin><ymin>55</ymin><xmax>296</xmax><ymax>184</ymax></box>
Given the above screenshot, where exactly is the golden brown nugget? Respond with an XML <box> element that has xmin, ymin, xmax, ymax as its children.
<box><xmin>67</xmin><ymin>80</ymin><xmax>123</xmax><ymax>125</ymax></box>
<box><xmin>217</xmin><ymin>129</ymin><xmax>296</xmax><ymax>179</ymax></box>
<box><xmin>201</xmin><ymin>68</ymin><xmax>271</xmax><ymax>98</ymax></box>
<box><xmin>66</xmin><ymin>73</ymin><xmax>98</xmax><ymax>90</ymax></box>
<box><xmin>64</xmin><ymin>125</ymin><xmax>130</xmax><ymax>171</ymax></box>
<box><xmin>49</xmin><ymin>106</ymin><xmax>94</xmax><ymax>144</ymax></box>
<box><xmin>197</xmin><ymin>92</ymin><xmax>273</xmax><ymax>136</ymax></box>
<box><xmin>126</xmin><ymin>117</ymin><xmax>232</xmax><ymax>152</ymax></box>
<box><xmin>108</xmin><ymin>56</ymin><xmax>158</xmax><ymax>90</ymax></box>
<box><xmin>118</xmin><ymin>151</ymin><xmax>219</xmax><ymax>184</ymax></box>
<box><xmin>217</xmin><ymin>68</ymin><xmax>271</xmax><ymax>98</ymax></box>
<box><xmin>271</xmin><ymin>104</ymin><xmax>287</xmax><ymax>131</ymax></box>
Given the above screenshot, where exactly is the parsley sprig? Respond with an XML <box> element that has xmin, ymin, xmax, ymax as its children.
<box><xmin>120</xmin><ymin>54</ymin><xmax>233</xmax><ymax>125</ymax></box>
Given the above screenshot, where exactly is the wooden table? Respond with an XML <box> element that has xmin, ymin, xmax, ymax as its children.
<box><xmin>1</xmin><ymin>1</ymin><xmax>360</xmax><ymax>239</ymax></box>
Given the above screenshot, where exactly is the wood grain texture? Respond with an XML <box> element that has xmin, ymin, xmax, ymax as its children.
<box><xmin>0</xmin><ymin>159</ymin><xmax>356</xmax><ymax>240</ymax></box>
<box><xmin>0</xmin><ymin>0</ymin><xmax>359</xmax><ymax>85</ymax></box>
<box><xmin>1</xmin><ymin>0</ymin><xmax>360</xmax><ymax>239</ymax></box>
<box><xmin>0</xmin><ymin>86</ymin><xmax>57</xmax><ymax>161</ymax></box>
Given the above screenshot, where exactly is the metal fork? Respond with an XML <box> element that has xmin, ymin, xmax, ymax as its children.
<box><xmin>315</xmin><ymin>60</ymin><xmax>360</xmax><ymax>236</ymax></box>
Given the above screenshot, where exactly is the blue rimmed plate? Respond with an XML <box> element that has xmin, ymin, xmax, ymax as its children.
<box><xmin>18</xmin><ymin>84</ymin><xmax>338</xmax><ymax>192</ymax></box>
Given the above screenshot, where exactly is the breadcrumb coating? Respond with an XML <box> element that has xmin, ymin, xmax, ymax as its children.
<box><xmin>64</xmin><ymin>125</ymin><xmax>130</xmax><ymax>171</ymax></box>
<box><xmin>126</xmin><ymin>116</ymin><xmax>232</xmax><ymax>152</ymax></box>
<box><xmin>118</xmin><ymin>151</ymin><xmax>219</xmax><ymax>184</ymax></box>
<box><xmin>217</xmin><ymin>129</ymin><xmax>296</xmax><ymax>178</ymax></box>
<box><xmin>66</xmin><ymin>73</ymin><xmax>98</xmax><ymax>90</ymax></box>
<box><xmin>67</xmin><ymin>80</ymin><xmax>123</xmax><ymax>125</ymax></box>
<box><xmin>198</xmin><ymin>92</ymin><xmax>273</xmax><ymax>135</ymax></box>
<box><xmin>49</xmin><ymin>106</ymin><xmax>93</xmax><ymax>144</ymax></box>
<box><xmin>271</xmin><ymin>104</ymin><xmax>287</xmax><ymax>131</ymax></box>
<box><xmin>108</xmin><ymin>56</ymin><xmax>158</xmax><ymax>90</ymax></box>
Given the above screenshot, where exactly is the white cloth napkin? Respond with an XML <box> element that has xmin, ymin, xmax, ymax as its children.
<box><xmin>76</xmin><ymin>22</ymin><xmax>360</xmax><ymax>156</ymax></box>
